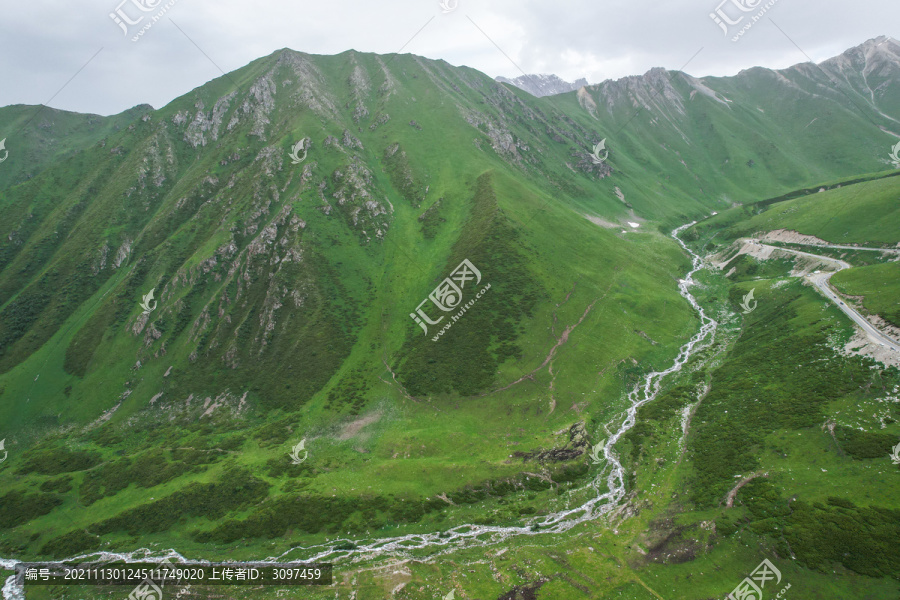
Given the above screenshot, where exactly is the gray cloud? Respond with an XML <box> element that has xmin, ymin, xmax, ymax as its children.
<box><xmin>0</xmin><ymin>0</ymin><xmax>897</xmax><ymax>116</ymax></box>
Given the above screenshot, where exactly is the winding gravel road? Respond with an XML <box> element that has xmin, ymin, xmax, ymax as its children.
<box><xmin>749</xmin><ymin>240</ymin><xmax>900</xmax><ymax>353</ymax></box>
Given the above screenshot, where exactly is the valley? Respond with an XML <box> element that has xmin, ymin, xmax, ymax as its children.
<box><xmin>1</xmin><ymin>34</ymin><xmax>899</xmax><ymax>600</ymax></box>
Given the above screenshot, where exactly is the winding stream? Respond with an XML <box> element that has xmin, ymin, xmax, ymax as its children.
<box><xmin>2</xmin><ymin>222</ymin><xmax>717</xmax><ymax>597</ymax></box>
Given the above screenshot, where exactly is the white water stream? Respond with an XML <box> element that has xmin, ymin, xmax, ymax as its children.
<box><xmin>2</xmin><ymin>222</ymin><xmax>717</xmax><ymax>597</ymax></box>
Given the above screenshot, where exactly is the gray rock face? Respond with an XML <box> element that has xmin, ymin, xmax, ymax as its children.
<box><xmin>495</xmin><ymin>73</ymin><xmax>589</xmax><ymax>97</ymax></box>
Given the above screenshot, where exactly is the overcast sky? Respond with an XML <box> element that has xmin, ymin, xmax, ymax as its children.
<box><xmin>1</xmin><ymin>0</ymin><xmax>897</xmax><ymax>116</ymax></box>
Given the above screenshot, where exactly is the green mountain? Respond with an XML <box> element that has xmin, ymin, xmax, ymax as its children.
<box><xmin>1</xmin><ymin>36</ymin><xmax>899</xmax><ymax>600</ymax></box>
<box><xmin>0</xmin><ymin>47</ymin><xmax>702</xmax><ymax>562</ymax></box>
<box><xmin>0</xmin><ymin>104</ymin><xmax>152</xmax><ymax>193</ymax></box>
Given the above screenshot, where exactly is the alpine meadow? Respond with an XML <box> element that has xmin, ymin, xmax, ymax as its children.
<box><xmin>0</xmin><ymin>4</ymin><xmax>899</xmax><ymax>599</ymax></box>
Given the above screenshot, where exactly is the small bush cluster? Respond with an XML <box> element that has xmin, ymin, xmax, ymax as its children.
<box><xmin>0</xmin><ymin>491</ymin><xmax>62</xmax><ymax>529</ymax></box>
<box><xmin>39</xmin><ymin>475</ymin><xmax>73</xmax><ymax>494</ymax></box>
<box><xmin>79</xmin><ymin>452</ymin><xmax>204</xmax><ymax>506</ymax></box>
<box><xmin>90</xmin><ymin>468</ymin><xmax>268</xmax><ymax>536</ymax></box>
<box><xmin>324</xmin><ymin>367</ymin><xmax>370</xmax><ymax>415</ymax></box>
<box><xmin>835</xmin><ymin>425</ymin><xmax>897</xmax><ymax>460</ymax></box>
<box><xmin>39</xmin><ymin>529</ymin><xmax>101</xmax><ymax>558</ymax></box>
<box><xmin>727</xmin><ymin>480</ymin><xmax>900</xmax><ymax>579</ymax></box>
<box><xmin>17</xmin><ymin>448</ymin><xmax>101</xmax><ymax>475</ymax></box>
<box><xmin>382</xmin><ymin>143</ymin><xmax>425</xmax><ymax>208</ymax></box>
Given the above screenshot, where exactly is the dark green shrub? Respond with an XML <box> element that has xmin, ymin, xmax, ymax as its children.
<box><xmin>0</xmin><ymin>491</ymin><xmax>62</xmax><ymax>528</ymax></box>
<box><xmin>91</xmin><ymin>468</ymin><xmax>268</xmax><ymax>535</ymax></box>
<box><xmin>18</xmin><ymin>448</ymin><xmax>101</xmax><ymax>475</ymax></box>
<box><xmin>835</xmin><ymin>426</ymin><xmax>896</xmax><ymax>460</ymax></box>
<box><xmin>40</xmin><ymin>529</ymin><xmax>101</xmax><ymax>557</ymax></box>
<box><xmin>39</xmin><ymin>475</ymin><xmax>73</xmax><ymax>494</ymax></box>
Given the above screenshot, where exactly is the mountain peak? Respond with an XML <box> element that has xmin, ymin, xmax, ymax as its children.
<box><xmin>495</xmin><ymin>73</ymin><xmax>589</xmax><ymax>97</ymax></box>
<box><xmin>847</xmin><ymin>35</ymin><xmax>899</xmax><ymax>56</ymax></box>
<box><xmin>823</xmin><ymin>35</ymin><xmax>900</xmax><ymax>69</ymax></box>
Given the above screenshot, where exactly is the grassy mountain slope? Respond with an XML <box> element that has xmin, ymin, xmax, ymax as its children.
<box><xmin>0</xmin><ymin>48</ymin><xmax>699</xmax><ymax>561</ymax></box>
<box><xmin>0</xmin><ymin>104</ymin><xmax>150</xmax><ymax>193</ymax></box>
<box><xmin>614</xmin><ymin>271</ymin><xmax>900</xmax><ymax>598</ymax></box>
<box><xmin>691</xmin><ymin>171</ymin><xmax>900</xmax><ymax>246</ymax></box>
<box><xmin>1</xmin><ymin>39</ymin><xmax>900</xmax><ymax>599</ymax></box>
<box><xmin>688</xmin><ymin>172</ymin><xmax>900</xmax><ymax>332</ymax></box>
<box><xmin>832</xmin><ymin>262</ymin><xmax>900</xmax><ymax>328</ymax></box>
<box><xmin>560</xmin><ymin>36</ymin><xmax>900</xmax><ymax>220</ymax></box>
<box><xmin>625</xmin><ymin>172</ymin><xmax>900</xmax><ymax>595</ymax></box>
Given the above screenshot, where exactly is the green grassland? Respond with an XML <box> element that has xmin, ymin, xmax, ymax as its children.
<box><xmin>691</xmin><ymin>171</ymin><xmax>900</xmax><ymax>246</ymax></box>
<box><xmin>2</xmin><ymin>46</ymin><xmax>900</xmax><ymax>599</ymax></box>
<box><xmin>690</xmin><ymin>171</ymin><xmax>900</xmax><ymax>332</ymax></box>
<box><xmin>0</xmin><ymin>103</ymin><xmax>152</xmax><ymax>193</ymax></box>
<box><xmin>18</xmin><ymin>265</ymin><xmax>900</xmax><ymax>599</ymax></box>
<box><xmin>832</xmin><ymin>262</ymin><xmax>900</xmax><ymax>328</ymax></box>
<box><xmin>7</xmin><ymin>177</ymin><xmax>900</xmax><ymax>599</ymax></box>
